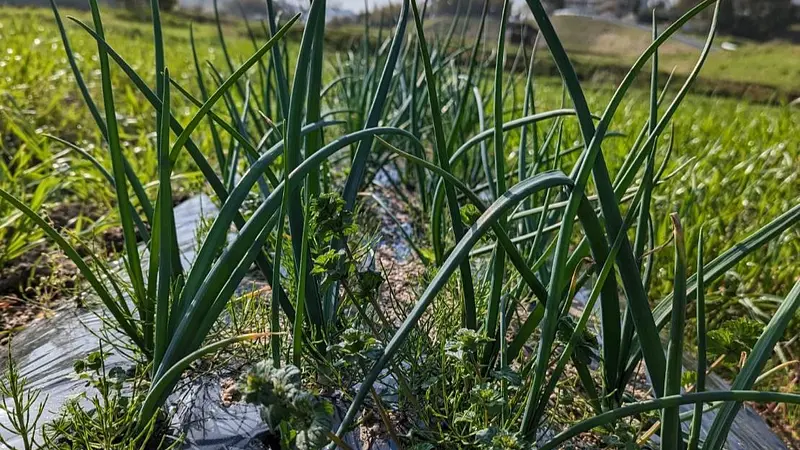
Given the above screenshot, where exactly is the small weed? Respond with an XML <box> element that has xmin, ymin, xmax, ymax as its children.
<box><xmin>0</xmin><ymin>342</ymin><xmax>46</xmax><ymax>450</ymax></box>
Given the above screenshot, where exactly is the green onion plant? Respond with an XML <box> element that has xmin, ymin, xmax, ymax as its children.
<box><xmin>1</xmin><ymin>0</ymin><xmax>798</xmax><ymax>447</ymax></box>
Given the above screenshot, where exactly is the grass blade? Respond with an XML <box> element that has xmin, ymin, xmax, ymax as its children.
<box><xmin>168</xmin><ymin>13</ymin><xmax>300</xmax><ymax>165</ymax></box>
<box><xmin>431</xmin><ymin>109</ymin><xmax>577</xmax><ymax>265</ymax></box>
<box><xmin>661</xmin><ymin>214</ymin><xmax>687</xmax><ymax>449</ymax></box>
<box><xmin>292</xmin><ymin>183</ymin><xmax>313</xmax><ymax>366</ymax></box>
<box><xmin>50</xmin><ymin>0</ymin><xmax>153</xmax><ymax>224</ymax></box>
<box><xmin>175</xmin><ymin>121</ymin><xmax>340</xmax><ymax>320</ymax></box>
<box><xmin>687</xmin><ymin>229</ymin><xmax>707</xmax><ymax>450</ymax></box>
<box><xmin>68</xmin><ymin>19</ymin><xmax>297</xmax><ymax>325</ymax></box>
<box><xmin>265</xmin><ymin>0</ymin><xmax>290</xmax><ymax>119</ymax></box>
<box><xmin>157</xmin><ymin>126</ymin><xmax>423</xmax><ymax>385</ymax></box>
<box><xmin>279</xmin><ymin>0</ymin><xmax>327</xmax><ymax>334</ymax></box>
<box><xmin>539</xmin><ymin>391</ymin><xmax>800</xmax><ymax>450</ymax></box>
<box><xmin>342</xmin><ymin>0</ymin><xmax>409</xmax><ymax>210</ymax></box>
<box><xmin>704</xmin><ymin>279</ymin><xmax>800</xmax><ymax>449</ymax></box>
<box><xmin>67</xmin><ymin>19</ymin><xmax>256</xmax><ymax>193</ymax></box>
<box><xmin>87</xmin><ymin>0</ymin><xmax>147</xmax><ymax>320</ymax></box>
<box><xmin>444</xmin><ymin>0</ymin><xmax>489</xmax><ymax>157</ymax></box>
<box><xmin>521</xmin><ymin>4</ymin><xmax>721</xmax><ymax>424</ymax></box>
<box><xmin>619</xmin><ymin>13</ymin><xmax>661</xmax><ymax>398</ymax></box>
<box><xmin>141</xmin><ymin>333</ymin><xmax>268</xmax><ymax>422</ymax></box>
<box><xmin>518</xmin><ymin>31</ymin><xmax>541</xmax><ymax>235</ymax></box>
<box><xmin>152</xmin><ymin>68</ymin><xmax>176</xmax><ymax>371</ymax></box>
<box><xmin>376</xmin><ymin>138</ymin><xmax>549</xmax><ymax>304</ymax></box>
<box><xmin>482</xmin><ymin>0</ymin><xmax>513</xmax><ymax>366</ymax></box>
<box><xmin>189</xmin><ymin>24</ymin><xmax>226</xmax><ymax>175</ymax></box>
<box><xmin>408</xmin><ymin>0</ymin><xmax>476</xmax><ymax>329</ymax></box>
<box><xmin>625</xmin><ymin>202</ymin><xmax>800</xmax><ymax>376</ymax></box>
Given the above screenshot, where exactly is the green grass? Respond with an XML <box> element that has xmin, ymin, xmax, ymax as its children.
<box><xmin>544</xmin><ymin>15</ymin><xmax>800</xmax><ymax>95</ymax></box>
<box><xmin>0</xmin><ymin>6</ymin><xmax>299</xmax><ymax>202</ymax></box>
<box><xmin>541</xmin><ymin>83</ymin><xmax>799</xmax><ymax>296</ymax></box>
<box><xmin>580</xmin><ymin>37</ymin><xmax>800</xmax><ymax>92</ymax></box>
<box><xmin>1</xmin><ymin>2</ymin><xmax>799</xmax><ymax>449</ymax></box>
<box><xmin>336</xmin><ymin>13</ymin><xmax>800</xmax><ymax>99</ymax></box>
<box><xmin>0</xmin><ymin>0</ymin><xmax>796</xmax><ymax>373</ymax></box>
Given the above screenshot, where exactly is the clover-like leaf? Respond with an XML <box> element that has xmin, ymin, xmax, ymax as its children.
<box><xmin>460</xmin><ymin>203</ymin><xmax>481</xmax><ymax>227</ymax></box>
<box><xmin>241</xmin><ymin>363</ymin><xmax>302</xmax><ymax>429</ymax></box>
<box><xmin>313</xmin><ymin>248</ymin><xmax>350</xmax><ymax>289</ymax></box>
<box><xmin>329</xmin><ymin>328</ymin><xmax>384</xmax><ymax>366</ymax></box>
<box><xmin>356</xmin><ymin>269</ymin><xmax>383</xmax><ymax>300</ymax></box>
<box><xmin>708</xmin><ymin>317</ymin><xmax>763</xmax><ymax>356</ymax></box>
<box><xmin>445</xmin><ymin>328</ymin><xmax>493</xmax><ymax>361</ymax></box>
<box><xmin>311</xmin><ymin>192</ymin><xmax>356</xmax><ymax>240</ymax></box>
<box><xmin>471</xmin><ymin>383</ymin><xmax>505</xmax><ymax>415</ymax></box>
<box><xmin>293</xmin><ymin>395</ymin><xmax>333</xmax><ymax>450</ymax></box>
<box><xmin>491</xmin><ymin>367</ymin><xmax>522</xmax><ymax>386</ymax></box>
<box><xmin>240</xmin><ymin>362</ymin><xmax>333</xmax><ymax>449</ymax></box>
<box><xmin>476</xmin><ymin>428</ymin><xmax>528</xmax><ymax>450</ymax></box>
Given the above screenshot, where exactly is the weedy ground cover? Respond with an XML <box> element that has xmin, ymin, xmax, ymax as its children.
<box><xmin>0</xmin><ymin>0</ymin><xmax>798</xmax><ymax>448</ymax></box>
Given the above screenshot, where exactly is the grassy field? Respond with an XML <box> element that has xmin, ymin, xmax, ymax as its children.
<box><xmin>2</xmin><ymin>6</ymin><xmax>795</xmax><ymax>295</ymax></box>
<box><xmin>540</xmin><ymin>14</ymin><xmax>800</xmax><ymax>95</ymax></box>
<box><xmin>336</xmin><ymin>13</ymin><xmax>800</xmax><ymax>100</ymax></box>
<box><xmin>0</xmin><ymin>2</ymin><xmax>799</xmax><ymax>448</ymax></box>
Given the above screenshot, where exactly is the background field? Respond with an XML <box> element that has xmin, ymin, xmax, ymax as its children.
<box><xmin>333</xmin><ymin>11</ymin><xmax>800</xmax><ymax>100</ymax></box>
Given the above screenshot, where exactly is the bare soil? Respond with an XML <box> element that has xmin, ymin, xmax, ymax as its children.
<box><xmin>1</xmin><ymin>202</ymin><xmax>102</xmax><ymax>344</ymax></box>
<box><xmin>0</xmin><ymin>194</ymin><xmax>195</xmax><ymax>344</ymax></box>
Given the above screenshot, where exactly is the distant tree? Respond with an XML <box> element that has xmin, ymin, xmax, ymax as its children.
<box><xmin>120</xmin><ymin>0</ymin><xmax>144</xmax><ymax>11</ymax></box>
<box><xmin>328</xmin><ymin>2</ymin><xmax>404</xmax><ymax>27</ymax></box>
<box><xmin>234</xmin><ymin>0</ymin><xmax>302</xmax><ymax>19</ymax></box>
<box><xmin>120</xmin><ymin>0</ymin><xmax>175</xmax><ymax>12</ymax></box>
<box><xmin>721</xmin><ymin>0</ymin><xmax>794</xmax><ymax>39</ymax></box>
<box><xmin>237</xmin><ymin>0</ymin><xmax>269</xmax><ymax>18</ymax></box>
<box><xmin>675</xmin><ymin>0</ymin><xmax>793</xmax><ymax>40</ymax></box>
<box><xmin>432</xmin><ymin>0</ymin><xmax>506</xmax><ymax>18</ymax></box>
<box><xmin>366</xmin><ymin>3</ymin><xmax>405</xmax><ymax>26</ymax></box>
